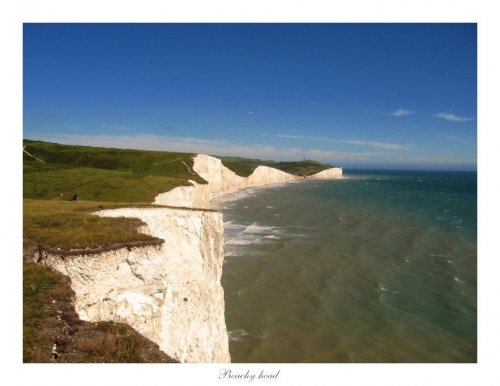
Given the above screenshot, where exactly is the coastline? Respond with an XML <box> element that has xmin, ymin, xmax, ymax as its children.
<box><xmin>39</xmin><ymin>154</ymin><xmax>342</xmax><ymax>362</ymax></box>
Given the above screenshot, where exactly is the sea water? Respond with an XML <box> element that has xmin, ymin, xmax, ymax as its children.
<box><xmin>213</xmin><ymin>170</ymin><xmax>477</xmax><ymax>362</ymax></box>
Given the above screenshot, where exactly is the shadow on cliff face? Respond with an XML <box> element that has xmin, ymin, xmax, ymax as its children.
<box><xmin>23</xmin><ymin>247</ymin><xmax>177</xmax><ymax>363</ymax></box>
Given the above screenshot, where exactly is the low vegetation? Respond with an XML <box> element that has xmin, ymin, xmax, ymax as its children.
<box><xmin>24</xmin><ymin>139</ymin><xmax>205</xmax><ymax>202</ymax></box>
<box><xmin>219</xmin><ymin>156</ymin><xmax>335</xmax><ymax>177</ymax></box>
<box><xmin>24</xmin><ymin>199</ymin><xmax>160</xmax><ymax>251</ymax></box>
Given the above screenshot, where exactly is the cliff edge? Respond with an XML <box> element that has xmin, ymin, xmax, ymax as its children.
<box><xmin>40</xmin><ymin>154</ymin><xmax>342</xmax><ymax>363</ymax></box>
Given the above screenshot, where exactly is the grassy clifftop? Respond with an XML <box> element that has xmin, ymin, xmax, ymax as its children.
<box><xmin>23</xmin><ymin>140</ymin><xmax>201</xmax><ymax>252</ymax></box>
<box><xmin>219</xmin><ymin>156</ymin><xmax>336</xmax><ymax>177</ymax></box>
<box><xmin>24</xmin><ymin>139</ymin><xmax>206</xmax><ymax>203</ymax></box>
<box><xmin>24</xmin><ymin>140</ymin><xmax>336</xmax><ymax>202</ymax></box>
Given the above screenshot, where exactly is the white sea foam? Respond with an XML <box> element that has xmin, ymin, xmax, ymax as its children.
<box><xmin>228</xmin><ymin>329</ymin><xmax>249</xmax><ymax>342</ymax></box>
<box><xmin>224</xmin><ymin>220</ymin><xmax>246</xmax><ymax>231</ymax></box>
<box><xmin>225</xmin><ymin>250</ymin><xmax>243</xmax><ymax>257</ymax></box>
<box><xmin>243</xmin><ymin>222</ymin><xmax>279</xmax><ymax>234</ymax></box>
<box><xmin>223</xmin><ymin>220</ymin><xmax>286</xmax><ymax>254</ymax></box>
<box><xmin>211</xmin><ymin>188</ymin><xmax>259</xmax><ymax>208</ymax></box>
<box><xmin>213</xmin><ymin>181</ymin><xmax>291</xmax><ymax>208</ymax></box>
<box><xmin>378</xmin><ymin>283</ymin><xmax>400</xmax><ymax>294</ymax></box>
<box><xmin>226</xmin><ymin>236</ymin><xmax>261</xmax><ymax>246</ymax></box>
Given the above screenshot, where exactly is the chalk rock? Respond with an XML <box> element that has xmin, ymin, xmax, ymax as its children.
<box><xmin>41</xmin><ymin>207</ymin><xmax>230</xmax><ymax>363</ymax></box>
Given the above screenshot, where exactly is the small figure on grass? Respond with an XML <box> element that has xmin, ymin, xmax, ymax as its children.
<box><xmin>69</xmin><ymin>193</ymin><xmax>79</xmax><ymax>201</ymax></box>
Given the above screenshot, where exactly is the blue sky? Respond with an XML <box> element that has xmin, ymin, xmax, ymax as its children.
<box><xmin>23</xmin><ymin>23</ymin><xmax>477</xmax><ymax>170</ymax></box>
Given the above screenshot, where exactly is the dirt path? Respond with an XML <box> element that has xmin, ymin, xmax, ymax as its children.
<box><xmin>153</xmin><ymin>157</ymin><xmax>183</xmax><ymax>166</ymax></box>
<box><xmin>23</xmin><ymin>146</ymin><xmax>45</xmax><ymax>164</ymax></box>
<box><xmin>182</xmin><ymin>160</ymin><xmax>196</xmax><ymax>175</ymax></box>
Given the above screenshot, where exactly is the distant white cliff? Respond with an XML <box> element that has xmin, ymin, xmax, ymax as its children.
<box><xmin>308</xmin><ymin>167</ymin><xmax>343</xmax><ymax>179</ymax></box>
<box><xmin>155</xmin><ymin>154</ymin><xmax>342</xmax><ymax>207</ymax></box>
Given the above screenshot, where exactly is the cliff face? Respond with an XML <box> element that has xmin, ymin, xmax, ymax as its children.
<box><xmin>155</xmin><ymin>154</ymin><xmax>301</xmax><ymax>207</ymax></box>
<box><xmin>39</xmin><ymin>154</ymin><xmax>342</xmax><ymax>363</ymax></box>
<box><xmin>155</xmin><ymin>155</ymin><xmax>343</xmax><ymax>207</ymax></box>
<box><xmin>41</xmin><ymin>207</ymin><xmax>230</xmax><ymax>363</ymax></box>
<box><xmin>309</xmin><ymin>167</ymin><xmax>343</xmax><ymax>179</ymax></box>
<box><xmin>193</xmin><ymin>154</ymin><xmax>304</xmax><ymax>200</ymax></box>
<box><xmin>154</xmin><ymin>180</ymin><xmax>210</xmax><ymax>209</ymax></box>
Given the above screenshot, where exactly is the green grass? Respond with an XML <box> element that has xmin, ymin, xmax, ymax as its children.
<box><xmin>24</xmin><ymin>165</ymin><xmax>192</xmax><ymax>202</ymax></box>
<box><xmin>23</xmin><ymin>140</ymin><xmax>207</xmax><ymax>250</ymax></box>
<box><xmin>23</xmin><ymin>199</ymin><xmax>159</xmax><ymax>250</ymax></box>
<box><xmin>271</xmin><ymin>159</ymin><xmax>337</xmax><ymax>176</ymax></box>
<box><xmin>24</xmin><ymin>140</ymin><xmax>205</xmax><ymax>202</ymax></box>
<box><xmin>218</xmin><ymin>157</ymin><xmax>260</xmax><ymax>177</ymax></box>
<box><xmin>218</xmin><ymin>156</ymin><xmax>336</xmax><ymax>177</ymax></box>
<box><xmin>24</xmin><ymin>139</ymin><xmax>206</xmax><ymax>182</ymax></box>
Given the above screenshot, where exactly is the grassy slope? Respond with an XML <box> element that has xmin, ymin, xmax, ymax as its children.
<box><xmin>24</xmin><ymin>199</ymin><xmax>161</xmax><ymax>250</ymax></box>
<box><xmin>218</xmin><ymin>156</ymin><xmax>336</xmax><ymax>177</ymax></box>
<box><xmin>24</xmin><ymin>139</ymin><xmax>205</xmax><ymax>202</ymax></box>
<box><xmin>23</xmin><ymin>139</ymin><xmax>204</xmax><ymax>250</ymax></box>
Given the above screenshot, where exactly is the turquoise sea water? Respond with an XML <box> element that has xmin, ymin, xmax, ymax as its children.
<box><xmin>214</xmin><ymin>170</ymin><xmax>477</xmax><ymax>363</ymax></box>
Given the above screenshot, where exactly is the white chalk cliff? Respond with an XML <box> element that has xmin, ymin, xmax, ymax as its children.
<box><xmin>309</xmin><ymin>166</ymin><xmax>343</xmax><ymax>179</ymax></box>
<box><xmin>40</xmin><ymin>154</ymin><xmax>342</xmax><ymax>363</ymax></box>
<box><xmin>40</xmin><ymin>207</ymin><xmax>229</xmax><ymax>363</ymax></box>
<box><xmin>155</xmin><ymin>154</ymin><xmax>342</xmax><ymax>207</ymax></box>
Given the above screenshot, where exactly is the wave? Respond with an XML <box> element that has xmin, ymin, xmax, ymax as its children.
<box><xmin>228</xmin><ymin>329</ymin><xmax>249</xmax><ymax>342</ymax></box>
<box><xmin>211</xmin><ymin>188</ymin><xmax>259</xmax><ymax>208</ymax></box>
<box><xmin>243</xmin><ymin>222</ymin><xmax>279</xmax><ymax>234</ymax></box>
<box><xmin>224</xmin><ymin>220</ymin><xmax>247</xmax><ymax>231</ymax></box>
<box><xmin>226</xmin><ymin>237</ymin><xmax>263</xmax><ymax>246</ymax></box>
<box><xmin>378</xmin><ymin>283</ymin><xmax>400</xmax><ymax>294</ymax></box>
<box><xmin>223</xmin><ymin>221</ymin><xmax>287</xmax><ymax>252</ymax></box>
